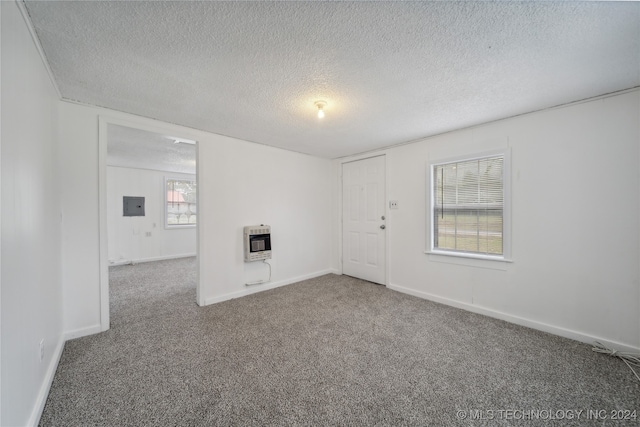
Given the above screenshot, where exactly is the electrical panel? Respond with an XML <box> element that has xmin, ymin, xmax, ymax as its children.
<box><xmin>123</xmin><ymin>196</ymin><xmax>145</xmax><ymax>217</ymax></box>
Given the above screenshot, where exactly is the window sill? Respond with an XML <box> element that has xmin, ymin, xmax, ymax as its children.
<box><xmin>425</xmin><ymin>250</ymin><xmax>512</xmax><ymax>271</ymax></box>
<box><xmin>165</xmin><ymin>224</ymin><xmax>196</xmax><ymax>230</ymax></box>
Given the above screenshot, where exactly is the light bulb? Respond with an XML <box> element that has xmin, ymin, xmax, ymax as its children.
<box><xmin>314</xmin><ymin>100</ymin><xmax>327</xmax><ymax>119</ymax></box>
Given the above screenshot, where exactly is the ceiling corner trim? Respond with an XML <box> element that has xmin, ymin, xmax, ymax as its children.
<box><xmin>15</xmin><ymin>0</ymin><xmax>62</xmax><ymax>100</ymax></box>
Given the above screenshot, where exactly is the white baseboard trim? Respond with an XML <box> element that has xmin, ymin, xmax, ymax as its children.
<box><xmin>63</xmin><ymin>323</ymin><xmax>103</xmax><ymax>341</ymax></box>
<box><xmin>27</xmin><ymin>337</ymin><xmax>64</xmax><ymax>427</ymax></box>
<box><xmin>203</xmin><ymin>269</ymin><xmax>335</xmax><ymax>306</ymax></box>
<box><xmin>132</xmin><ymin>253</ymin><xmax>197</xmax><ymax>264</ymax></box>
<box><xmin>109</xmin><ymin>253</ymin><xmax>196</xmax><ymax>266</ymax></box>
<box><xmin>108</xmin><ymin>259</ymin><xmax>132</xmax><ymax>266</ymax></box>
<box><xmin>387</xmin><ymin>283</ymin><xmax>640</xmax><ymax>354</ymax></box>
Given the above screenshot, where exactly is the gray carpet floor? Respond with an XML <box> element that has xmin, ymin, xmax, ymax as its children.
<box><xmin>39</xmin><ymin>257</ymin><xmax>639</xmax><ymax>426</ymax></box>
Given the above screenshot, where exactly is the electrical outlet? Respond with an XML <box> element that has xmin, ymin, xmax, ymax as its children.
<box><xmin>145</xmin><ymin>231</ymin><xmax>152</xmax><ymax>237</ymax></box>
<box><xmin>39</xmin><ymin>339</ymin><xmax>44</xmax><ymax>362</ymax></box>
<box><xmin>389</xmin><ymin>200</ymin><xmax>399</xmax><ymax>209</ymax></box>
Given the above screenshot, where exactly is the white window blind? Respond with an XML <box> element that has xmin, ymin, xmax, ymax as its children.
<box><xmin>432</xmin><ymin>155</ymin><xmax>504</xmax><ymax>256</ymax></box>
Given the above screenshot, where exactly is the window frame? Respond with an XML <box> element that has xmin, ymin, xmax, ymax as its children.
<box><xmin>164</xmin><ymin>176</ymin><xmax>197</xmax><ymax>229</ymax></box>
<box><xmin>426</xmin><ymin>148</ymin><xmax>512</xmax><ymax>263</ymax></box>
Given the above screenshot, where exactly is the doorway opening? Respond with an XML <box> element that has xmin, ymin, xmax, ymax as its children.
<box><xmin>98</xmin><ymin>118</ymin><xmax>201</xmax><ymax>331</ymax></box>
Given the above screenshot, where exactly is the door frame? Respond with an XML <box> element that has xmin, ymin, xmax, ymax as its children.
<box><xmin>338</xmin><ymin>153</ymin><xmax>389</xmax><ymax>286</ymax></box>
<box><xmin>97</xmin><ymin>115</ymin><xmax>202</xmax><ymax>332</ymax></box>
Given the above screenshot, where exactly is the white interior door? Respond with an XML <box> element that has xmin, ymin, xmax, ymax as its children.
<box><xmin>342</xmin><ymin>156</ymin><xmax>386</xmax><ymax>284</ymax></box>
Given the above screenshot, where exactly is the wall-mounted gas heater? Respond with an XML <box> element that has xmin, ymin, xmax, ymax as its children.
<box><xmin>244</xmin><ymin>225</ymin><xmax>272</xmax><ymax>286</ymax></box>
<box><xmin>244</xmin><ymin>225</ymin><xmax>272</xmax><ymax>262</ymax></box>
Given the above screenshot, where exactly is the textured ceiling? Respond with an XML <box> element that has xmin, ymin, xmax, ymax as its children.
<box><xmin>24</xmin><ymin>1</ymin><xmax>640</xmax><ymax>159</ymax></box>
<box><xmin>108</xmin><ymin>124</ymin><xmax>196</xmax><ymax>175</ymax></box>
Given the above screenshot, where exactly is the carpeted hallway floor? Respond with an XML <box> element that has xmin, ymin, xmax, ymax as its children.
<box><xmin>39</xmin><ymin>257</ymin><xmax>639</xmax><ymax>426</ymax></box>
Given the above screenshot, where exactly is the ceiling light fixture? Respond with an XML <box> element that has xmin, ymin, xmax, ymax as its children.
<box><xmin>314</xmin><ymin>101</ymin><xmax>327</xmax><ymax>119</ymax></box>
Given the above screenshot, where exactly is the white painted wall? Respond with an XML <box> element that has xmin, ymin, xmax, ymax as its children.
<box><xmin>1</xmin><ymin>2</ymin><xmax>64</xmax><ymax>425</ymax></box>
<box><xmin>59</xmin><ymin>101</ymin><xmax>334</xmax><ymax>336</ymax></box>
<box><xmin>58</xmin><ymin>104</ymin><xmax>103</xmax><ymax>337</ymax></box>
<box><xmin>335</xmin><ymin>90</ymin><xmax>640</xmax><ymax>351</ymax></box>
<box><xmin>107</xmin><ymin>166</ymin><xmax>196</xmax><ymax>264</ymax></box>
<box><xmin>198</xmin><ymin>133</ymin><xmax>334</xmax><ymax>304</ymax></box>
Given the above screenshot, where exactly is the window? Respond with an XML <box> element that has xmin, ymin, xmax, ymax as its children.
<box><xmin>166</xmin><ymin>178</ymin><xmax>197</xmax><ymax>227</ymax></box>
<box><xmin>429</xmin><ymin>150</ymin><xmax>510</xmax><ymax>259</ymax></box>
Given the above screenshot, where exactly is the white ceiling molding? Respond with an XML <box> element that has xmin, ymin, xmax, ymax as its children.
<box><xmin>16</xmin><ymin>0</ymin><xmax>61</xmax><ymax>99</ymax></box>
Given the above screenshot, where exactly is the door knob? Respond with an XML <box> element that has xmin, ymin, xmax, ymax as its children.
<box><xmin>380</xmin><ymin>224</ymin><xmax>386</xmax><ymax>229</ymax></box>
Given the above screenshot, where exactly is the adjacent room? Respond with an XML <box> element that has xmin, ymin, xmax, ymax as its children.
<box><xmin>106</xmin><ymin>124</ymin><xmax>197</xmax><ymax>268</ymax></box>
<box><xmin>2</xmin><ymin>1</ymin><xmax>639</xmax><ymax>426</ymax></box>
<box><xmin>106</xmin><ymin>124</ymin><xmax>198</xmax><ymax>330</ymax></box>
